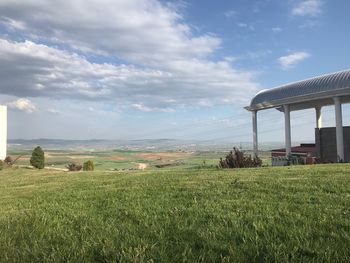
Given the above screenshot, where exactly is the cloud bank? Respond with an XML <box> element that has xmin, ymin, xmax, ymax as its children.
<box><xmin>0</xmin><ymin>0</ymin><xmax>258</xmax><ymax>111</ymax></box>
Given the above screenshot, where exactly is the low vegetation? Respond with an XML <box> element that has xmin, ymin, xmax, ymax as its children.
<box><xmin>0</xmin><ymin>165</ymin><xmax>349</xmax><ymax>262</ymax></box>
<box><xmin>83</xmin><ymin>160</ymin><xmax>94</xmax><ymax>171</ymax></box>
<box><xmin>219</xmin><ymin>147</ymin><xmax>262</xmax><ymax>168</ymax></box>
<box><xmin>30</xmin><ymin>146</ymin><xmax>45</xmax><ymax>169</ymax></box>
<box><xmin>66</xmin><ymin>162</ymin><xmax>83</xmax><ymax>171</ymax></box>
<box><xmin>4</xmin><ymin>156</ymin><xmax>13</xmax><ymax>166</ymax></box>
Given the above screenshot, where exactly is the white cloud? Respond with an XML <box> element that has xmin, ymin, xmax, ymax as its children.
<box><xmin>130</xmin><ymin>103</ymin><xmax>175</xmax><ymax>112</ymax></box>
<box><xmin>246</xmin><ymin>50</ymin><xmax>272</xmax><ymax>60</ymax></box>
<box><xmin>223</xmin><ymin>56</ymin><xmax>237</xmax><ymax>63</ymax></box>
<box><xmin>272</xmin><ymin>27</ymin><xmax>282</xmax><ymax>32</ymax></box>
<box><xmin>237</xmin><ymin>23</ymin><xmax>255</xmax><ymax>31</ymax></box>
<box><xmin>0</xmin><ymin>0</ymin><xmax>259</xmax><ymax>112</ymax></box>
<box><xmin>0</xmin><ymin>16</ymin><xmax>26</xmax><ymax>31</ymax></box>
<box><xmin>47</xmin><ymin>108</ymin><xmax>59</xmax><ymax>114</ymax></box>
<box><xmin>0</xmin><ymin>39</ymin><xmax>258</xmax><ymax>110</ymax></box>
<box><xmin>224</xmin><ymin>10</ymin><xmax>237</xmax><ymax>17</ymax></box>
<box><xmin>292</xmin><ymin>0</ymin><xmax>323</xmax><ymax>17</ymax></box>
<box><xmin>0</xmin><ymin>0</ymin><xmax>220</xmax><ymax>65</ymax></box>
<box><xmin>8</xmin><ymin>98</ymin><xmax>37</xmax><ymax>113</ymax></box>
<box><xmin>298</xmin><ymin>20</ymin><xmax>320</xmax><ymax>29</ymax></box>
<box><xmin>278</xmin><ymin>51</ymin><xmax>310</xmax><ymax>69</ymax></box>
<box><xmin>88</xmin><ymin>107</ymin><xmax>96</xmax><ymax>112</ymax></box>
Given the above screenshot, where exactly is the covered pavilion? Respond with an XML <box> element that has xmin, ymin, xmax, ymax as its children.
<box><xmin>245</xmin><ymin>69</ymin><xmax>350</xmax><ymax>162</ymax></box>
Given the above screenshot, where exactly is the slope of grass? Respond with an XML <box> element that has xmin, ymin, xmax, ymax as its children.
<box><xmin>0</xmin><ymin>165</ymin><xmax>349</xmax><ymax>262</ymax></box>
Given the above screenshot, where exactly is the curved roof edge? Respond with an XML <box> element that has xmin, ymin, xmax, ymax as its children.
<box><xmin>246</xmin><ymin>69</ymin><xmax>350</xmax><ymax>111</ymax></box>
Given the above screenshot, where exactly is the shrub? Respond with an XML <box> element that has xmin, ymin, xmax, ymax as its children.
<box><xmin>4</xmin><ymin>156</ymin><xmax>13</xmax><ymax>166</ymax></box>
<box><xmin>83</xmin><ymin>160</ymin><xmax>94</xmax><ymax>171</ymax></box>
<box><xmin>4</xmin><ymin>156</ymin><xmax>22</xmax><ymax>166</ymax></box>
<box><xmin>30</xmin><ymin>146</ymin><xmax>45</xmax><ymax>169</ymax></box>
<box><xmin>0</xmin><ymin>160</ymin><xmax>3</xmax><ymax>171</ymax></box>
<box><xmin>67</xmin><ymin>162</ymin><xmax>82</xmax><ymax>171</ymax></box>
<box><xmin>219</xmin><ymin>147</ymin><xmax>262</xmax><ymax>168</ymax></box>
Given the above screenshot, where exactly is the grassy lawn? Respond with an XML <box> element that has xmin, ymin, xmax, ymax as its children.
<box><xmin>0</xmin><ymin>165</ymin><xmax>349</xmax><ymax>262</ymax></box>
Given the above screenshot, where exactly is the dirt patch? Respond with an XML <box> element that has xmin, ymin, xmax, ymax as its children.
<box><xmin>136</xmin><ymin>152</ymin><xmax>190</xmax><ymax>160</ymax></box>
<box><xmin>17</xmin><ymin>156</ymin><xmax>30</xmax><ymax>161</ymax></box>
<box><xmin>106</xmin><ymin>156</ymin><xmax>128</xmax><ymax>161</ymax></box>
<box><xmin>44</xmin><ymin>153</ymin><xmax>51</xmax><ymax>158</ymax></box>
<box><xmin>44</xmin><ymin>167</ymin><xmax>69</xmax><ymax>172</ymax></box>
<box><xmin>68</xmin><ymin>155</ymin><xmax>96</xmax><ymax>159</ymax></box>
<box><xmin>138</xmin><ymin>163</ymin><xmax>148</xmax><ymax>170</ymax></box>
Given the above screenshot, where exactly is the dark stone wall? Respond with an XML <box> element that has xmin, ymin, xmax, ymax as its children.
<box><xmin>315</xmin><ymin>127</ymin><xmax>350</xmax><ymax>162</ymax></box>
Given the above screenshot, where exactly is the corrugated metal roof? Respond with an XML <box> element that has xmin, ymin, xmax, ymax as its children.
<box><xmin>249</xmin><ymin>69</ymin><xmax>350</xmax><ymax>109</ymax></box>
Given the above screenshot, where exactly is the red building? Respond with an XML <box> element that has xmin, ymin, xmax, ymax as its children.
<box><xmin>271</xmin><ymin>143</ymin><xmax>317</xmax><ymax>165</ymax></box>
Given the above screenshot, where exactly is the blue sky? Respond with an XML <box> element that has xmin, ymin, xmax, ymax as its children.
<box><xmin>0</xmin><ymin>0</ymin><xmax>349</xmax><ymax>144</ymax></box>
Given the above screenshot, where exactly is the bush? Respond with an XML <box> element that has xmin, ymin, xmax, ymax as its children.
<box><xmin>0</xmin><ymin>160</ymin><xmax>3</xmax><ymax>171</ymax></box>
<box><xmin>4</xmin><ymin>156</ymin><xmax>13</xmax><ymax>166</ymax></box>
<box><xmin>219</xmin><ymin>147</ymin><xmax>262</xmax><ymax>168</ymax></box>
<box><xmin>83</xmin><ymin>160</ymin><xmax>94</xmax><ymax>171</ymax></box>
<box><xmin>4</xmin><ymin>156</ymin><xmax>22</xmax><ymax>166</ymax></box>
<box><xmin>67</xmin><ymin>162</ymin><xmax>82</xmax><ymax>171</ymax></box>
<box><xmin>30</xmin><ymin>146</ymin><xmax>45</xmax><ymax>169</ymax></box>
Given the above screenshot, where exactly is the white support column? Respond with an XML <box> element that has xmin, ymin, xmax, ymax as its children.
<box><xmin>252</xmin><ymin>110</ymin><xmax>258</xmax><ymax>157</ymax></box>
<box><xmin>0</xmin><ymin>106</ymin><xmax>7</xmax><ymax>160</ymax></box>
<box><xmin>284</xmin><ymin>105</ymin><xmax>291</xmax><ymax>156</ymax></box>
<box><xmin>315</xmin><ymin>107</ymin><xmax>322</xmax><ymax>129</ymax></box>
<box><xmin>333</xmin><ymin>97</ymin><xmax>344</xmax><ymax>162</ymax></box>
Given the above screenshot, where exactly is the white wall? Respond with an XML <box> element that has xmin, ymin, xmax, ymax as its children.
<box><xmin>0</xmin><ymin>106</ymin><xmax>7</xmax><ymax>160</ymax></box>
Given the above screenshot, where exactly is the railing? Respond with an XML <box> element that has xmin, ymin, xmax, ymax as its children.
<box><xmin>271</xmin><ymin>155</ymin><xmax>314</xmax><ymax>166</ymax></box>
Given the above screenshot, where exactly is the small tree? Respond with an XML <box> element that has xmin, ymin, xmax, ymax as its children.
<box><xmin>30</xmin><ymin>146</ymin><xmax>45</xmax><ymax>169</ymax></box>
<box><xmin>4</xmin><ymin>155</ymin><xmax>22</xmax><ymax>166</ymax></box>
<box><xmin>67</xmin><ymin>163</ymin><xmax>82</xmax><ymax>171</ymax></box>
<box><xmin>4</xmin><ymin>156</ymin><xmax>13</xmax><ymax>166</ymax></box>
<box><xmin>83</xmin><ymin>160</ymin><xmax>94</xmax><ymax>171</ymax></box>
<box><xmin>219</xmin><ymin>147</ymin><xmax>262</xmax><ymax>169</ymax></box>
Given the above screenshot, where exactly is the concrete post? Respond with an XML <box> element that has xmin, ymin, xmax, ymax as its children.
<box><xmin>252</xmin><ymin>110</ymin><xmax>258</xmax><ymax>157</ymax></box>
<box><xmin>284</xmin><ymin>104</ymin><xmax>291</xmax><ymax>156</ymax></box>
<box><xmin>0</xmin><ymin>106</ymin><xmax>7</xmax><ymax>160</ymax></box>
<box><xmin>333</xmin><ymin>97</ymin><xmax>344</xmax><ymax>162</ymax></box>
<box><xmin>315</xmin><ymin>107</ymin><xmax>322</xmax><ymax>129</ymax></box>
<box><xmin>315</xmin><ymin>107</ymin><xmax>322</xmax><ymax>159</ymax></box>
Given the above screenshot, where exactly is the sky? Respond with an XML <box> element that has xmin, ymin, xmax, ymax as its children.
<box><xmin>0</xmin><ymin>0</ymin><xmax>350</xmax><ymax>143</ymax></box>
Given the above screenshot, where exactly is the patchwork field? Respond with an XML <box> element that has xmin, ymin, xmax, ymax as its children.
<box><xmin>0</xmin><ymin>164</ymin><xmax>349</xmax><ymax>262</ymax></box>
<box><xmin>9</xmin><ymin>148</ymin><xmax>273</xmax><ymax>171</ymax></box>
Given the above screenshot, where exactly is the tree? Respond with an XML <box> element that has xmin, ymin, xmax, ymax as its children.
<box><xmin>4</xmin><ymin>155</ymin><xmax>22</xmax><ymax>166</ymax></box>
<box><xmin>83</xmin><ymin>160</ymin><xmax>94</xmax><ymax>171</ymax></box>
<box><xmin>4</xmin><ymin>156</ymin><xmax>13</xmax><ymax>166</ymax></box>
<box><xmin>67</xmin><ymin>162</ymin><xmax>82</xmax><ymax>171</ymax></box>
<box><xmin>30</xmin><ymin>146</ymin><xmax>45</xmax><ymax>169</ymax></box>
<box><xmin>219</xmin><ymin>147</ymin><xmax>262</xmax><ymax>168</ymax></box>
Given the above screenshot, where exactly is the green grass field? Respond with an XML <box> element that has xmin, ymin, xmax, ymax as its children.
<box><xmin>0</xmin><ymin>165</ymin><xmax>349</xmax><ymax>262</ymax></box>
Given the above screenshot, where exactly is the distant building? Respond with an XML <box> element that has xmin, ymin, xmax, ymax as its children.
<box><xmin>245</xmin><ymin>69</ymin><xmax>350</xmax><ymax>163</ymax></box>
<box><xmin>271</xmin><ymin>143</ymin><xmax>316</xmax><ymax>165</ymax></box>
<box><xmin>0</xmin><ymin>105</ymin><xmax>7</xmax><ymax>160</ymax></box>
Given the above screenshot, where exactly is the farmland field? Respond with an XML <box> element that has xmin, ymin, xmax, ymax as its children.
<box><xmin>8</xmin><ymin>147</ymin><xmax>272</xmax><ymax>171</ymax></box>
<box><xmin>0</xmin><ymin>164</ymin><xmax>349</xmax><ymax>262</ymax></box>
<box><xmin>9</xmin><ymin>149</ymin><xmax>224</xmax><ymax>171</ymax></box>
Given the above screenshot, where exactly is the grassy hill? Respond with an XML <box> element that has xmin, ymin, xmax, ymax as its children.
<box><xmin>0</xmin><ymin>165</ymin><xmax>349</xmax><ymax>262</ymax></box>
